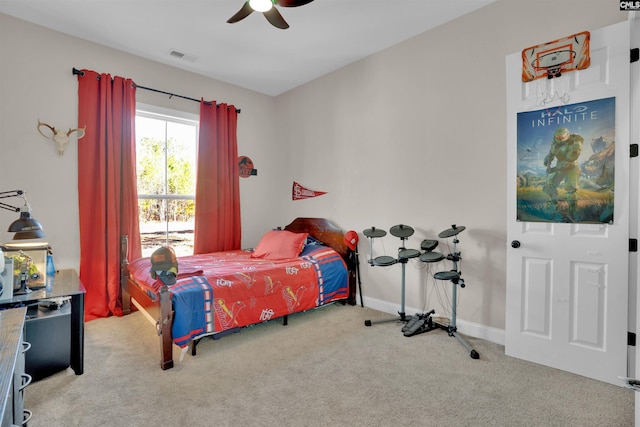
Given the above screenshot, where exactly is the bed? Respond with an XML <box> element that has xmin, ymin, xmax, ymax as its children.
<box><xmin>120</xmin><ymin>217</ymin><xmax>356</xmax><ymax>370</ymax></box>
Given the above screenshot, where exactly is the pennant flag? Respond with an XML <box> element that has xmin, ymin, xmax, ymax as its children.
<box><xmin>292</xmin><ymin>181</ymin><xmax>327</xmax><ymax>200</ymax></box>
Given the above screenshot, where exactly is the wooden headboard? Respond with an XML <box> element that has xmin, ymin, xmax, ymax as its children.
<box><xmin>284</xmin><ymin>217</ymin><xmax>355</xmax><ymax>305</ymax></box>
<box><xmin>284</xmin><ymin>217</ymin><xmax>349</xmax><ymax>259</ymax></box>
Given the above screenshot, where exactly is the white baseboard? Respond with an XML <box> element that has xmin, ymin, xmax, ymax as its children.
<box><xmin>359</xmin><ymin>295</ymin><xmax>505</xmax><ymax>346</ymax></box>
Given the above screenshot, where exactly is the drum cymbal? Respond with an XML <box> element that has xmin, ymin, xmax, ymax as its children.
<box><xmin>390</xmin><ymin>224</ymin><xmax>414</xmax><ymax>238</ymax></box>
<box><xmin>363</xmin><ymin>227</ymin><xmax>386</xmax><ymax>238</ymax></box>
<box><xmin>438</xmin><ymin>225</ymin><xmax>466</xmax><ymax>238</ymax></box>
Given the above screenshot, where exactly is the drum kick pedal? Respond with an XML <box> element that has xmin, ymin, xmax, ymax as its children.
<box><xmin>401</xmin><ymin>309</ymin><xmax>436</xmax><ymax>337</ymax></box>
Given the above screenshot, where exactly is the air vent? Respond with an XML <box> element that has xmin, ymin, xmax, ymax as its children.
<box><xmin>168</xmin><ymin>49</ymin><xmax>198</xmax><ymax>62</ymax></box>
<box><xmin>169</xmin><ymin>49</ymin><xmax>185</xmax><ymax>59</ymax></box>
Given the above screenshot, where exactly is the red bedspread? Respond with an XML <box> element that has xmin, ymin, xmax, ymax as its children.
<box><xmin>128</xmin><ymin>246</ymin><xmax>349</xmax><ymax>346</ymax></box>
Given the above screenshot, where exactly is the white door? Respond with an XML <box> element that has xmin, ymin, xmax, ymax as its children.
<box><xmin>632</xmin><ymin>14</ymin><xmax>640</xmax><ymax>425</ymax></box>
<box><xmin>505</xmin><ymin>21</ymin><xmax>631</xmax><ymax>386</ymax></box>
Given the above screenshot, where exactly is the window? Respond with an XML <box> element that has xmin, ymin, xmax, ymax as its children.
<box><xmin>135</xmin><ymin>104</ymin><xmax>198</xmax><ymax>257</ymax></box>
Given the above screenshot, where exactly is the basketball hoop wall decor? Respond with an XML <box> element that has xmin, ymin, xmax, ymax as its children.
<box><xmin>522</xmin><ymin>31</ymin><xmax>590</xmax><ymax>82</ymax></box>
<box><xmin>292</xmin><ymin>181</ymin><xmax>327</xmax><ymax>200</ymax></box>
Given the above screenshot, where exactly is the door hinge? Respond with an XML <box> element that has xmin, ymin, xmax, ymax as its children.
<box><xmin>632</xmin><ymin>144</ymin><xmax>639</xmax><ymax>158</ymax></box>
<box><xmin>630</xmin><ymin>238</ymin><xmax>638</xmax><ymax>252</ymax></box>
<box><xmin>632</xmin><ymin>48</ymin><xmax>639</xmax><ymax>63</ymax></box>
<box><xmin>629</xmin><ymin>332</ymin><xmax>637</xmax><ymax>347</ymax></box>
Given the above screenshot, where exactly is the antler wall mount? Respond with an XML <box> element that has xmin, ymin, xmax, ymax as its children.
<box><xmin>37</xmin><ymin>120</ymin><xmax>86</xmax><ymax>155</ymax></box>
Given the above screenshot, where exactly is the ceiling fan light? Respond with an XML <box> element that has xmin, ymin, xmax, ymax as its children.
<box><xmin>249</xmin><ymin>0</ymin><xmax>272</xmax><ymax>12</ymax></box>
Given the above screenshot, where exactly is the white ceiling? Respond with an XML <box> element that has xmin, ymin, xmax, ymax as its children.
<box><xmin>0</xmin><ymin>0</ymin><xmax>495</xmax><ymax>96</ymax></box>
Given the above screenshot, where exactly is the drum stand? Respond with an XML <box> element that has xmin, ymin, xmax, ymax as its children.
<box><xmin>352</xmin><ymin>242</ymin><xmax>364</xmax><ymax>307</ymax></box>
<box><xmin>429</xmin><ymin>226</ymin><xmax>480</xmax><ymax>359</ymax></box>
<box><xmin>364</xmin><ymin>225</ymin><xmax>418</xmax><ymax>328</ymax></box>
<box><xmin>401</xmin><ymin>239</ymin><xmax>444</xmax><ymax>337</ymax></box>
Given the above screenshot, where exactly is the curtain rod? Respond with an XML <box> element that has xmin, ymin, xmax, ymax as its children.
<box><xmin>72</xmin><ymin>68</ymin><xmax>241</xmax><ymax>113</ymax></box>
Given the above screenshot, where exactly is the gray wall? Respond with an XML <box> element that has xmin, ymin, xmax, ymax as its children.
<box><xmin>0</xmin><ymin>0</ymin><xmax>627</xmax><ymax>336</ymax></box>
<box><xmin>274</xmin><ymin>0</ymin><xmax>626</xmax><ymax>335</ymax></box>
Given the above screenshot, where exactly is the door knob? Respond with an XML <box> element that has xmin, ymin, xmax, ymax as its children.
<box><xmin>511</xmin><ymin>240</ymin><xmax>521</xmax><ymax>248</ymax></box>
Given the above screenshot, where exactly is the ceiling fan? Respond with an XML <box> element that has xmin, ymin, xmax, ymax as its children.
<box><xmin>227</xmin><ymin>0</ymin><xmax>314</xmax><ymax>29</ymax></box>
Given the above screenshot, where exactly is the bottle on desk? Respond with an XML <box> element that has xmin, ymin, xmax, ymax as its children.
<box><xmin>46</xmin><ymin>254</ymin><xmax>55</xmax><ymax>292</ymax></box>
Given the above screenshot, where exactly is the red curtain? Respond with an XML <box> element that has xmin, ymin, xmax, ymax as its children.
<box><xmin>194</xmin><ymin>101</ymin><xmax>241</xmax><ymax>254</ymax></box>
<box><xmin>77</xmin><ymin>69</ymin><xmax>142</xmax><ymax>321</ymax></box>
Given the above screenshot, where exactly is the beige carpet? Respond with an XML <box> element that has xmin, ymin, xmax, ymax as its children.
<box><xmin>25</xmin><ymin>304</ymin><xmax>634</xmax><ymax>426</ymax></box>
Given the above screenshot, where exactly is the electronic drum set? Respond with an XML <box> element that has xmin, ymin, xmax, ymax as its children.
<box><xmin>362</xmin><ymin>223</ymin><xmax>479</xmax><ymax>359</ymax></box>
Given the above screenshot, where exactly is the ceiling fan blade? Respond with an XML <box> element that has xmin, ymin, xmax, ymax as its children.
<box><xmin>277</xmin><ymin>0</ymin><xmax>314</xmax><ymax>7</ymax></box>
<box><xmin>263</xmin><ymin>7</ymin><xmax>289</xmax><ymax>29</ymax></box>
<box><xmin>227</xmin><ymin>1</ymin><xmax>254</xmax><ymax>23</ymax></box>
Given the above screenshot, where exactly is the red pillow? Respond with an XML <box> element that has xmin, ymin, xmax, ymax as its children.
<box><xmin>251</xmin><ymin>230</ymin><xmax>309</xmax><ymax>260</ymax></box>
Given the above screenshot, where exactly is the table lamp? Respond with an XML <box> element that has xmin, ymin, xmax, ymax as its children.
<box><xmin>1</xmin><ymin>190</ymin><xmax>46</xmax><ymax>294</ymax></box>
<box><xmin>0</xmin><ymin>190</ymin><xmax>45</xmax><ymax>239</ymax></box>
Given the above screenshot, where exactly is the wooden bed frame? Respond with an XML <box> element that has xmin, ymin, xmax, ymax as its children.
<box><xmin>120</xmin><ymin>217</ymin><xmax>357</xmax><ymax>370</ymax></box>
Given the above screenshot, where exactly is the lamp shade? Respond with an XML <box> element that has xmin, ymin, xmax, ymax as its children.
<box><xmin>7</xmin><ymin>204</ymin><xmax>44</xmax><ymax>238</ymax></box>
<box><xmin>12</xmin><ymin>230</ymin><xmax>45</xmax><ymax>240</ymax></box>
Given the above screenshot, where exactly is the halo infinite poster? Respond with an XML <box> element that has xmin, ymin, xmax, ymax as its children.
<box><xmin>516</xmin><ymin>97</ymin><xmax>615</xmax><ymax>224</ymax></box>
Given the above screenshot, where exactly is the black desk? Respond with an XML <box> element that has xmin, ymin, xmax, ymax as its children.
<box><xmin>1</xmin><ymin>269</ymin><xmax>85</xmax><ymax>377</ymax></box>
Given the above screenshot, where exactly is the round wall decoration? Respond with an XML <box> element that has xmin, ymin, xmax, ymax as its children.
<box><xmin>238</xmin><ymin>156</ymin><xmax>256</xmax><ymax>178</ymax></box>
